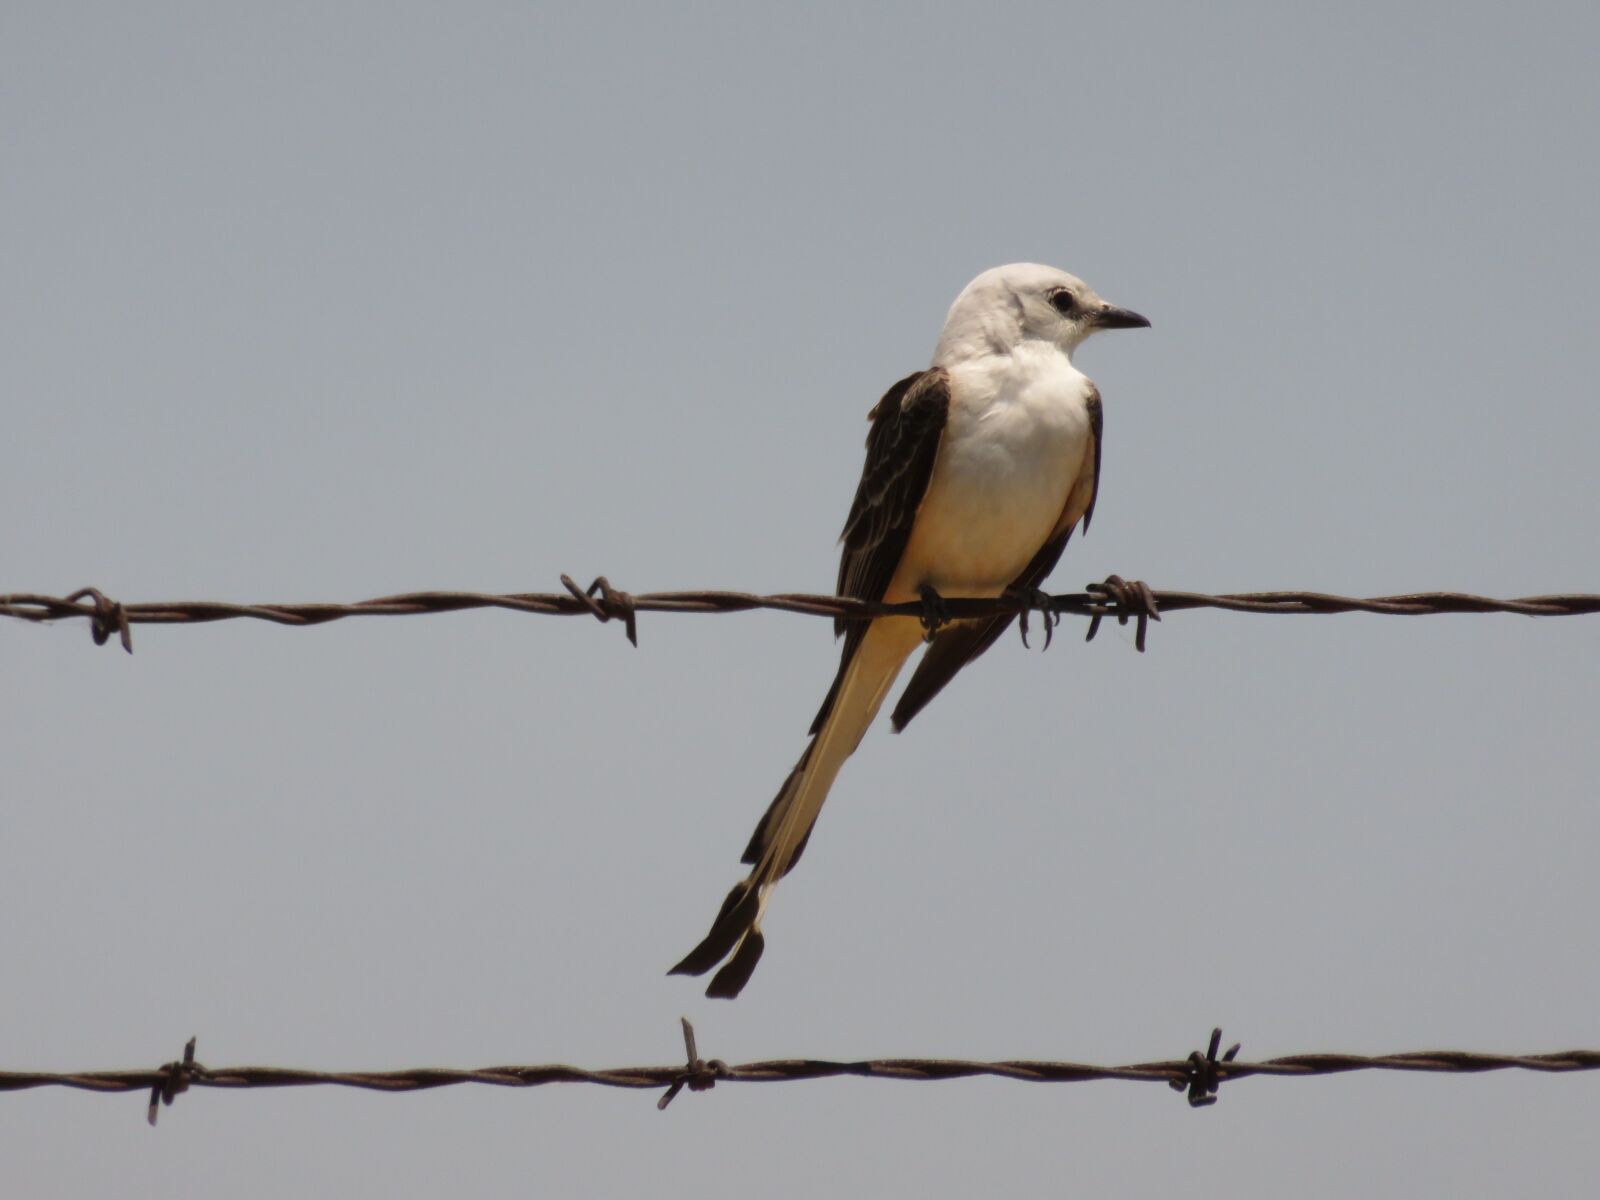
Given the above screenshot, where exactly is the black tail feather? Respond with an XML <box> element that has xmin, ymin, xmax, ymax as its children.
<box><xmin>739</xmin><ymin>743</ymin><xmax>814</xmax><ymax>867</ymax></box>
<box><xmin>668</xmin><ymin>881</ymin><xmax>759</xmax><ymax>977</ymax></box>
<box><xmin>706</xmin><ymin>931</ymin><xmax>765</xmax><ymax>999</ymax></box>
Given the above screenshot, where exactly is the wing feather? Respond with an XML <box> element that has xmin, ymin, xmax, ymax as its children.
<box><xmin>807</xmin><ymin>369</ymin><xmax>950</xmax><ymax>735</ymax></box>
<box><xmin>888</xmin><ymin>386</ymin><xmax>1102</xmax><ymax>732</ymax></box>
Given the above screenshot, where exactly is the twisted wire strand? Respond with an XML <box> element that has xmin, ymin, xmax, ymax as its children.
<box><xmin>5</xmin><ymin>1025</ymin><xmax>1597</xmax><ymax>1125</ymax></box>
<box><xmin>3</xmin><ymin>578</ymin><xmax>1596</xmax><ymax>655</ymax></box>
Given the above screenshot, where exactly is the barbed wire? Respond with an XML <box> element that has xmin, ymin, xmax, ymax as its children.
<box><xmin>3</xmin><ymin>575</ymin><xmax>1597</xmax><ymax>655</ymax></box>
<box><xmin>4</xmin><ymin>1023</ymin><xmax>1597</xmax><ymax>1126</ymax></box>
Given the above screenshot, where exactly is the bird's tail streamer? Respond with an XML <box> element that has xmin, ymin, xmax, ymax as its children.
<box><xmin>669</xmin><ymin>618</ymin><xmax>921</xmax><ymax>997</ymax></box>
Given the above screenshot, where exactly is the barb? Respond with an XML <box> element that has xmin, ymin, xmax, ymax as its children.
<box><xmin>1172</xmin><ymin>1027</ymin><xmax>1241</xmax><ymax>1108</ymax></box>
<box><xmin>3</xmin><ymin>577</ymin><xmax>1597</xmax><ymax>654</ymax></box>
<box><xmin>4</xmin><ymin>1026</ymin><xmax>1596</xmax><ymax>1124</ymax></box>
<box><xmin>1085</xmin><ymin>574</ymin><xmax>1161</xmax><ymax>652</ymax></box>
<box><xmin>147</xmin><ymin>1037</ymin><xmax>200</xmax><ymax>1127</ymax></box>
<box><xmin>560</xmin><ymin>573</ymin><xmax>639</xmax><ymax>647</ymax></box>
<box><xmin>657</xmin><ymin>1017</ymin><xmax>729</xmax><ymax>1110</ymax></box>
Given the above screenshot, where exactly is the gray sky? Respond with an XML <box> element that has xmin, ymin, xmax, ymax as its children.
<box><xmin>4</xmin><ymin>2</ymin><xmax>1598</xmax><ymax>1194</ymax></box>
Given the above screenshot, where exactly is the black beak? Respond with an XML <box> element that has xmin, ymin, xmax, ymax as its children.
<box><xmin>1095</xmin><ymin>304</ymin><xmax>1151</xmax><ymax>330</ymax></box>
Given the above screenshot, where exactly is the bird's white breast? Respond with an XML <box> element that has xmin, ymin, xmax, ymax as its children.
<box><xmin>893</xmin><ymin>343</ymin><xmax>1095</xmax><ymax>599</ymax></box>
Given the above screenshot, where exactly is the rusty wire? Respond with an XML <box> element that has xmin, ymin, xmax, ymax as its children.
<box><xmin>2</xmin><ymin>575</ymin><xmax>1597</xmax><ymax>655</ymax></box>
<box><xmin>3</xmin><ymin>1023</ymin><xmax>1597</xmax><ymax>1126</ymax></box>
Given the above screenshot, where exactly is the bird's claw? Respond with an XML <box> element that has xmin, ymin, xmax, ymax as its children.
<box><xmin>1085</xmin><ymin>574</ymin><xmax>1161</xmax><ymax>652</ymax></box>
<box><xmin>1008</xmin><ymin>585</ymin><xmax>1060</xmax><ymax>650</ymax></box>
<box><xmin>917</xmin><ymin>584</ymin><xmax>950</xmax><ymax>641</ymax></box>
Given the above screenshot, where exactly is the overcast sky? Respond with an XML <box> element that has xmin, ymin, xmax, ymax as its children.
<box><xmin>4</xmin><ymin>2</ymin><xmax>1598</xmax><ymax>1195</ymax></box>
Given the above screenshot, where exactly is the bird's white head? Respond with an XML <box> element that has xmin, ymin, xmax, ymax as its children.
<box><xmin>932</xmin><ymin>262</ymin><xmax>1149</xmax><ymax>367</ymax></box>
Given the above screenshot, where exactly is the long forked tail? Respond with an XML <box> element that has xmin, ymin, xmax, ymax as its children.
<box><xmin>669</xmin><ymin>618</ymin><xmax>922</xmax><ymax>998</ymax></box>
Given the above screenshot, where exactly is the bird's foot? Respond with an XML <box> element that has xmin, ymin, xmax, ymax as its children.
<box><xmin>917</xmin><ymin>584</ymin><xmax>950</xmax><ymax>641</ymax></box>
<box><xmin>1007</xmin><ymin>585</ymin><xmax>1060</xmax><ymax>650</ymax></box>
<box><xmin>1085</xmin><ymin>574</ymin><xmax>1161</xmax><ymax>652</ymax></box>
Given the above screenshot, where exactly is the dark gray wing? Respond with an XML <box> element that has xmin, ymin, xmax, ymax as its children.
<box><xmin>888</xmin><ymin>387</ymin><xmax>1102</xmax><ymax>732</ymax></box>
<box><xmin>1080</xmin><ymin>385</ymin><xmax>1104</xmax><ymax>535</ymax></box>
<box><xmin>733</xmin><ymin>369</ymin><xmax>950</xmax><ymax>871</ymax></box>
<box><xmin>803</xmin><ymin>368</ymin><xmax>951</xmax><ymax>736</ymax></box>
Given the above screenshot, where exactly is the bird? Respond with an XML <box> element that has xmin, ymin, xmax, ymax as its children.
<box><xmin>670</xmin><ymin>263</ymin><xmax>1149</xmax><ymax>998</ymax></box>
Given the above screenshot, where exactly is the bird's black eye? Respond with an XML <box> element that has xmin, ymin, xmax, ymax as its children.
<box><xmin>1049</xmin><ymin>289</ymin><xmax>1077</xmax><ymax>317</ymax></box>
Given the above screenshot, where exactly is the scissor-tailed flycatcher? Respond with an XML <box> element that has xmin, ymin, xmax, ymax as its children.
<box><xmin>671</xmin><ymin>263</ymin><xmax>1149</xmax><ymax>998</ymax></box>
